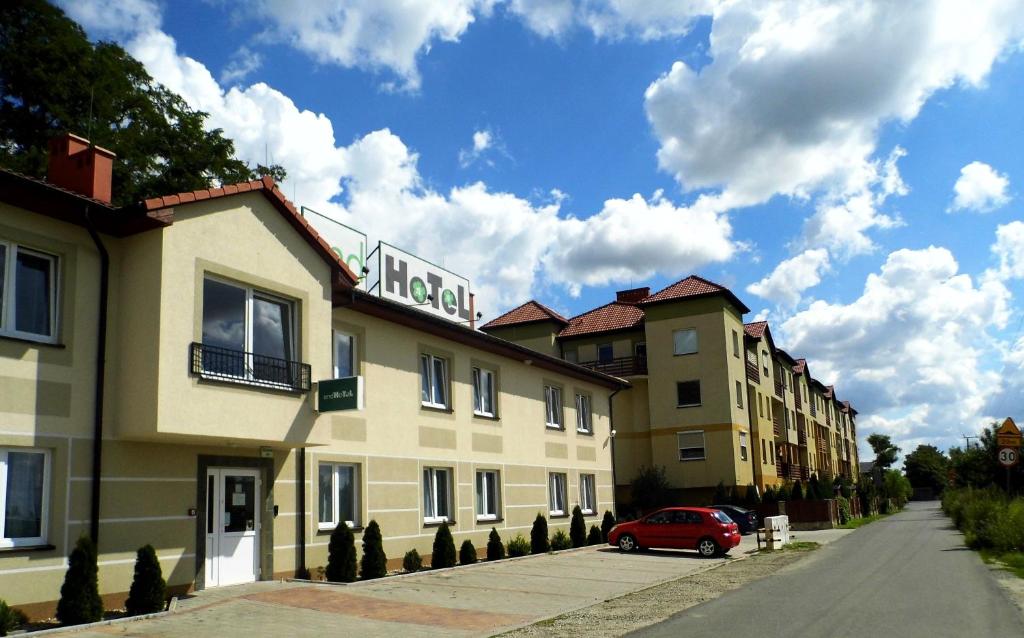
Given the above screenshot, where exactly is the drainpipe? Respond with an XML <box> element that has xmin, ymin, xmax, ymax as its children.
<box><xmin>608</xmin><ymin>387</ymin><xmax>621</xmax><ymax>516</ymax></box>
<box><xmin>296</xmin><ymin>447</ymin><xmax>307</xmax><ymax>578</ymax></box>
<box><xmin>84</xmin><ymin>208</ymin><xmax>109</xmax><ymax>545</ymax></box>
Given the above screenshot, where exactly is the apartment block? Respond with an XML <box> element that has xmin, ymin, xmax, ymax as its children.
<box><xmin>483</xmin><ymin>279</ymin><xmax>860</xmax><ymax>506</ymax></box>
<box><xmin>0</xmin><ymin>134</ymin><xmax>625</xmax><ymax>616</ymax></box>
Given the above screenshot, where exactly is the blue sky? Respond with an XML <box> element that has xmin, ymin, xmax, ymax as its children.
<box><xmin>61</xmin><ymin>0</ymin><xmax>1024</xmax><ymax>458</ymax></box>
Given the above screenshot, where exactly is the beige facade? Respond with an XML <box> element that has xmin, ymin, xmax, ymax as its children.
<box><xmin>0</xmin><ymin>154</ymin><xmax>622</xmax><ymax>618</ymax></box>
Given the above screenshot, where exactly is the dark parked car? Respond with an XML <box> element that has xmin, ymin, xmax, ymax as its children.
<box><xmin>709</xmin><ymin>504</ymin><xmax>758</xmax><ymax>535</ymax></box>
<box><xmin>607</xmin><ymin>507</ymin><xmax>741</xmax><ymax>557</ymax></box>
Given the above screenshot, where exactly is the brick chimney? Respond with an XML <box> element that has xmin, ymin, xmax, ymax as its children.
<box><xmin>47</xmin><ymin>133</ymin><xmax>115</xmax><ymax>204</ymax></box>
<box><xmin>616</xmin><ymin>287</ymin><xmax>650</xmax><ymax>304</ymax></box>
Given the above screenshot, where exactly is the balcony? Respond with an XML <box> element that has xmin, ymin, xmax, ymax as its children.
<box><xmin>774</xmin><ymin>376</ymin><xmax>783</xmax><ymax>398</ymax></box>
<box><xmin>797</xmin><ymin>427</ymin><xmax>807</xmax><ymax>447</ymax></box>
<box><xmin>776</xmin><ymin>463</ymin><xmax>809</xmax><ymax>482</ymax></box>
<box><xmin>745</xmin><ymin>359</ymin><xmax>760</xmax><ymax>383</ymax></box>
<box><xmin>578</xmin><ymin>355</ymin><xmax>647</xmax><ymax>377</ymax></box>
<box><xmin>190</xmin><ymin>342</ymin><xmax>312</xmax><ymax>392</ymax></box>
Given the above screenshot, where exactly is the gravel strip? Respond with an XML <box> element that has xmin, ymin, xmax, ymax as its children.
<box><xmin>496</xmin><ymin>547</ymin><xmax>817</xmax><ymax>638</ymax></box>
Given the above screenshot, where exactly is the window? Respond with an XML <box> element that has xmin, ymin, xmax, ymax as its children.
<box><xmin>598</xmin><ymin>343</ymin><xmax>613</xmax><ymax>363</ymax></box>
<box><xmin>761</xmin><ymin>439</ymin><xmax>767</xmax><ymax>463</ymax></box>
<box><xmin>202</xmin><ymin>277</ymin><xmax>295</xmax><ymax>385</ymax></box>
<box><xmin>333</xmin><ymin>331</ymin><xmax>356</xmax><ymax>378</ymax></box>
<box><xmin>423</xmin><ymin>467</ymin><xmax>451</xmax><ymax>523</ymax></box>
<box><xmin>575</xmin><ymin>393</ymin><xmax>592</xmax><ymax>433</ymax></box>
<box><xmin>548</xmin><ymin>472</ymin><xmax>568</xmax><ymax>516</ymax></box>
<box><xmin>735</xmin><ymin>380</ymin><xmax>744</xmax><ymax>409</ymax></box>
<box><xmin>544</xmin><ymin>385</ymin><xmax>563</xmax><ymax>429</ymax></box>
<box><xmin>771</xmin><ymin>441</ymin><xmax>776</xmax><ymax>463</ymax></box>
<box><xmin>673</xmin><ymin>328</ymin><xmax>698</xmax><ymax>355</ymax></box>
<box><xmin>676</xmin><ymin>380</ymin><xmax>701</xmax><ymax>407</ymax></box>
<box><xmin>677</xmin><ymin>431</ymin><xmax>706</xmax><ymax>461</ymax></box>
<box><xmin>635</xmin><ymin>342</ymin><xmax>647</xmax><ymax>358</ymax></box>
<box><xmin>0</xmin><ymin>242</ymin><xmax>58</xmax><ymax>341</ymax></box>
<box><xmin>473</xmin><ymin>367</ymin><xmax>496</xmax><ymax>417</ymax></box>
<box><xmin>318</xmin><ymin>463</ymin><xmax>359</xmax><ymax>529</ymax></box>
<box><xmin>579</xmin><ymin>473</ymin><xmax>596</xmax><ymax>514</ymax></box>
<box><xmin>758</xmin><ymin>393</ymin><xmax>764</xmax><ymax>417</ymax></box>
<box><xmin>762</xmin><ymin>351</ymin><xmax>770</xmax><ymax>376</ymax></box>
<box><xmin>732</xmin><ymin>330</ymin><xmax>740</xmax><ymax>357</ymax></box>
<box><xmin>0</xmin><ymin>448</ymin><xmax>49</xmax><ymax>547</ymax></box>
<box><xmin>564</xmin><ymin>350</ymin><xmax>578</xmax><ymax>363</ymax></box>
<box><xmin>420</xmin><ymin>354</ymin><xmax>449</xmax><ymax>409</ymax></box>
<box><xmin>739</xmin><ymin>431</ymin><xmax>748</xmax><ymax>461</ymax></box>
<box><xmin>476</xmin><ymin>470</ymin><xmax>500</xmax><ymax>521</ymax></box>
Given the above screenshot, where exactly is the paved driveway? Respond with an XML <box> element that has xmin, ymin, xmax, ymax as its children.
<box><xmin>61</xmin><ymin>528</ymin><xmax>844</xmax><ymax>637</ymax></box>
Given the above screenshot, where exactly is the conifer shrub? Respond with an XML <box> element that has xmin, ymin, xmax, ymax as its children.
<box><xmin>125</xmin><ymin>545</ymin><xmax>166</xmax><ymax>616</ymax></box>
<box><xmin>402</xmin><ymin>549</ymin><xmax>422</xmax><ymax>573</ymax></box>
<box><xmin>459</xmin><ymin>539</ymin><xmax>478</xmax><ymax>565</ymax></box>
<box><xmin>431</xmin><ymin>522</ymin><xmax>457</xmax><ymax>569</ymax></box>
<box><xmin>570</xmin><ymin>505</ymin><xmax>587</xmax><ymax>548</ymax></box>
<box><xmin>587</xmin><ymin>525</ymin><xmax>603</xmax><ymax>545</ymax></box>
<box><xmin>776</xmin><ymin>483</ymin><xmax>791</xmax><ymax>501</ymax></box>
<box><xmin>326</xmin><ymin>522</ymin><xmax>357</xmax><ymax>583</ymax></box>
<box><xmin>762</xmin><ymin>486</ymin><xmax>777</xmax><ymax>504</ymax></box>
<box><xmin>726</xmin><ymin>485</ymin><xmax>738</xmax><ymax>505</ymax></box>
<box><xmin>808</xmin><ymin>474</ymin><xmax>824</xmax><ymax>500</ymax></box>
<box><xmin>792</xmin><ymin>481</ymin><xmax>805</xmax><ymax>501</ymax></box>
<box><xmin>601</xmin><ymin>510</ymin><xmax>615</xmax><ymax>541</ymax></box>
<box><xmin>507</xmin><ymin>534</ymin><xmax>530</xmax><ymax>557</ymax></box>
<box><xmin>57</xmin><ymin>536</ymin><xmax>103</xmax><ymax>625</ymax></box>
<box><xmin>359</xmin><ymin>520</ymin><xmax>388</xmax><ymax>580</ymax></box>
<box><xmin>713</xmin><ymin>481</ymin><xmax>728</xmax><ymax>504</ymax></box>
<box><xmin>550</xmin><ymin>530</ymin><xmax>572</xmax><ymax>551</ymax></box>
<box><xmin>487</xmin><ymin>527</ymin><xmax>506</xmax><ymax>561</ymax></box>
<box><xmin>530</xmin><ymin>513</ymin><xmax>550</xmax><ymax>554</ymax></box>
<box><xmin>0</xmin><ymin>600</ymin><xmax>28</xmax><ymax>637</ymax></box>
<box><xmin>745</xmin><ymin>483</ymin><xmax>761</xmax><ymax>506</ymax></box>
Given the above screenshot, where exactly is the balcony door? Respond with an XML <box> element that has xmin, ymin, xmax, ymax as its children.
<box><xmin>205</xmin><ymin>468</ymin><xmax>260</xmax><ymax>588</ymax></box>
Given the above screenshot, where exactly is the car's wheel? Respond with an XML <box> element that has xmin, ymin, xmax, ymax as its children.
<box><xmin>697</xmin><ymin>537</ymin><xmax>720</xmax><ymax>557</ymax></box>
<box><xmin>618</xmin><ymin>534</ymin><xmax>638</xmax><ymax>552</ymax></box>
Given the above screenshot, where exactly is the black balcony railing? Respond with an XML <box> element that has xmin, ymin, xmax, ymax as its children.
<box><xmin>578</xmin><ymin>356</ymin><xmax>648</xmax><ymax>377</ymax></box>
<box><xmin>190</xmin><ymin>342</ymin><xmax>311</xmax><ymax>392</ymax></box>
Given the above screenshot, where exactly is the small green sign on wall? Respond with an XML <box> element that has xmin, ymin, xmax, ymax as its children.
<box><xmin>317</xmin><ymin>376</ymin><xmax>363</xmax><ymax>412</ymax></box>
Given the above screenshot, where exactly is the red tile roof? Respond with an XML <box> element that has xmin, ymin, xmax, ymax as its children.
<box><xmin>558</xmin><ymin>302</ymin><xmax>645</xmax><ymax>338</ymax></box>
<box><xmin>480</xmin><ymin>300</ymin><xmax>569</xmax><ymax>330</ymax></box>
<box><xmin>140</xmin><ymin>176</ymin><xmax>358</xmax><ymax>286</ymax></box>
<box><xmin>793</xmin><ymin>358</ymin><xmax>807</xmax><ymax>375</ymax></box>
<box><xmin>641</xmin><ymin>275</ymin><xmax>750</xmax><ymax>313</ymax></box>
<box><xmin>744</xmin><ymin>321</ymin><xmax>768</xmax><ymax>338</ymax></box>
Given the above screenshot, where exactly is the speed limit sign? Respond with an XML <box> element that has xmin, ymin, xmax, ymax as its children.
<box><xmin>999</xmin><ymin>447</ymin><xmax>1019</xmax><ymax>467</ymax></box>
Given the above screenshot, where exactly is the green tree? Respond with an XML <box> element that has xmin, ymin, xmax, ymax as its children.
<box><xmin>776</xmin><ymin>483</ymin><xmax>791</xmax><ymax>501</ymax></box>
<box><xmin>459</xmin><ymin>540</ymin><xmax>477</xmax><ymax>565</ymax></box>
<box><xmin>486</xmin><ymin>527</ymin><xmax>505</xmax><ymax>561</ymax></box>
<box><xmin>630</xmin><ymin>465</ymin><xmax>672</xmax><ymax>513</ymax></box>
<box><xmin>402</xmin><ymin>549</ymin><xmax>422</xmax><ymax>572</ymax></box>
<box><xmin>125</xmin><ymin>545</ymin><xmax>166</xmax><ymax>615</ymax></box>
<box><xmin>867</xmin><ymin>433</ymin><xmax>900</xmax><ymax>470</ymax></box>
<box><xmin>587</xmin><ymin>525</ymin><xmax>603</xmax><ymax>545</ymax></box>
<box><xmin>530</xmin><ymin>514</ymin><xmax>550</xmax><ymax>554</ymax></box>
<box><xmin>601</xmin><ymin>511</ymin><xmax>615</xmax><ymax>541</ymax></box>
<box><xmin>431</xmin><ymin>522</ymin><xmax>456</xmax><ymax>569</ymax></box>
<box><xmin>791</xmin><ymin>480</ymin><xmax>804</xmax><ymax>501</ymax></box>
<box><xmin>359</xmin><ymin>520</ymin><xmax>387</xmax><ymax>580</ymax></box>
<box><xmin>325</xmin><ymin>522</ymin><xmax>357</xmax><ymax>583</ymax></box>
<box><xmin>0</xmin><ymin>1</ymin><xmax>284</xmax><ymax>207</ymax></box>
<box><xmin>882</xmin><ymin>469</ymin><xmax>912</xmax><ymax>508</ymax></box>
<box><xmin>57</xmin><ymin>536</ymin><xmax>103</xmax><ymax>625</ymax></box>
<box><xmin>569</xmin><ymin>505</ymin><xmax>587</xmax><ymax>548</ymax></box>
<box><xmin>904</xmin><ymin>445</ymin><xmax>949</xmax><ymax>495</ymax></box>
<box><xmin>808</xmin><ymin>474</ymin><xmax>824</xmax><ymax>500</ymax></box>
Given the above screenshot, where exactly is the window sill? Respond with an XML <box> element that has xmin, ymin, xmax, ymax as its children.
<box><xmin>679</xmin><ymin>457</ymin><xmax>707</xmax><ymax>462</ymax></box>
<box><xmin>476</xmin><ymin>516</ymin><xmax>503</xmax><ymax>523</ymax></box>
<box><xmin>676</xmin><ymin>404</ymin><xmax>702</xmax><ymax>409</ymax></box>
<box><xmin>673</xmin><ymin>352</ymin><xmax>698</xmax><ymax>357</ymax></box>
<box><xmin>545</xmin><ymin>425</ymin><xmax>565</xmax><ymax>431</ymax></box>
<box><xmin>195</xmin><ymin>374</ymin><xmax>307</xmax><ymax>395</ymax></box>
<box><xmin>549</xmin><ymin>513</ymin><xmax>569</xmax><ymax>519</ymax></box>
<box><xmin>575</xmin><ymin>429</ymin><xmax>594</xmax><ymax>436</ymax></box>
<box><xmin>473</xmin><ymin>412</ymin><xmax>500</xmax><ymax>421</ymax></box>
<box><xmin>423</xmin><ymin>519</ymin><xmax>455</xmax><ymax>528</ymax></box>
<box><xmin>0</xmin><ymin>543</ymin><xmax>56</xmax><ymax>554</ymax></box>
<box><xmin>0</xmin><ymin>333</ymin><xmax>64</xmax><ymax>348</ymax></box>
<box><xmin>316</xmin><ymin>524</ymin><xmax>364</xmax><ymax>535</ymax></box>
<box><xmin>421</xmin><ymin>404</ymin><xmax>454</xmax><ymax>414</ymax></box>
<box><xmin>581</xmin><ymin>510</ymin><xmax>595</xmax><ymax>516</ymax></box>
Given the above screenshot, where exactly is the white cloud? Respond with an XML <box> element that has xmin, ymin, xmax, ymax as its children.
<box><xmin>507</xmin><ymin>0</ymin><xmax>713</xmax><ymax>40</ymax></box>
<box><xmin>989</xmin><ymin>220</ymin><xmax>1024</xmax><ymax>281</ymax></box>
<box><xmin>949</xmin><ymin>161</ymin><xmax>1011</xmax><ymax>212</ymax></box>
<box><xmin>458</xmin><ymin>129</ymin><xmax>507</xmax><ymax>168</ymax></box>
<box><xmin>779</xmin><ymin>245</ymin><xmax>1011</xmax><ymax>452</ymax></box>
<box><xmin>220</xmin><ymin>46</ymin><xmax>263</xmax><ymax>85</ymax></box>
<box><xmin>746</xmin><ymin>248</ymin><xmax>830</xmax><ymax>307</ymax></box>
<box><xmin>59</xmin><ymin>0</ymin><xmax>160</xmax><ymax>37</ymax></box>
<box><xmin>644</xmin><ymin>1</ymin><xmax>1024</xmax><ymax>207</ymax></box>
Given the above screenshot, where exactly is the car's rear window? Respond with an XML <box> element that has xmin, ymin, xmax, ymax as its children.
<box><xmin>712</xmin><ymin>511</ymin><xmax>733</xmax><ymax>524</ymax></box>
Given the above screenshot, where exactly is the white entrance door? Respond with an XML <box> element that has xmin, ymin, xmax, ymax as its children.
<box><xmin>205</xmin><ymin>468</ymin><xmax>260</xmax><ymax>588</ymax></box>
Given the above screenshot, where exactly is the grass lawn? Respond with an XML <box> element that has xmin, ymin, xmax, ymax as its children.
<box><xmin>838</xmin><ymin>512</ymin><xmax>893</xmax><ymax>529</ymax></box>
<box><xmin>980</xmin><ymin>550</ymin><xmax>1024</xmax><ymax>579</ymax></box>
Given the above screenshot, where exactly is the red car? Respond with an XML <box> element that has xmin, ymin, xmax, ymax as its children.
<box><xmin>607</xmin><ymin>507</ymin><xmax>741</xmax><ymax>557</ymax></box>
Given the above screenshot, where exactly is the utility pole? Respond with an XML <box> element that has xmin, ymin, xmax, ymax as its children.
<box><xmin>962</xmin><ymin>434</ymin><xmax>979</xmax><ymax>449</ymax></box>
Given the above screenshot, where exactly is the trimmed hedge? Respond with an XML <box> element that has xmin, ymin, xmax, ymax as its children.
<box><xmin>530</xmin><ymin>514</ymin><xmax>549</xmax><ymax>554</ymax></box>
<box><xmin>125</xmin><ymin>544</ymin><xmax>166</xmax><ymax>615</ymax></box>
<box><xmin>487</xmin><ymin>527</ymin><xmax>506</xmax><ymax>561</ymax></box>
<box><xmin>551</xmin><ymin>530</ymin><xmax>572</xmax><ymax>551</ymax></box>
<box><xmin>459</xmin><ymin>539</ymin><xmax>478</xmax><ymax>565</ymax></box>
<box><xmin>507</xmin><ymin>534</ymin><xmax>530</xmax><ymax>557</ymax></box>
<box><xmin>587</xmin><ymin>525</ymin><xmax>603</xmax><ymax>545</ymax></box>
<box><xmin>601</xmin><ymin>510</ymin><xmax>615</xmax><ymax>541</ymax></box>
<box><xmin>360</xmin><ymin>520</ymin><xmax>388</xmax><ymax>580</ymax></box>
<box><xmin>326</xmin><ymin>522</ymin><xmax>357</xmax><ymax>583</ymax></box>
<box><xmin>570</xmin><ymin>506</ymin><xmax>586</xmax><ymax>548</ymax></box>
<box><xmin>57</xmin><ymin>536</ymin><xmax>103</xmax><ymax>626</ymax></box>
<box><xmin>431</xmin><ymin>522</ymin><xmax>457</xmax><ymax>569</ymax></box>
<box><xmin>403</xmin><ymin>549</ymin><xmax>423</xmax><ymax>573</ymax></box>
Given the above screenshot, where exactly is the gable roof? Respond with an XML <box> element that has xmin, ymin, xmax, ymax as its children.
<box><xmin>743</xmin><ymin>321</ymin><xmax>768</xmax><ymax>338</ymax></box>
<box><xmin>559</xmin><ymin>301</ymin><xmax>645</xmax><ymax>338</ymax></box>
<box><xmin>793</xmin><ymin>358</ymin><xmax>807</xmax><ymax>375</ymax></box>
<box><xmin>641</xmin><ymin>275</ymin><xmax>750</xmax><ymax>313</ymax></box>
<box><xmin>480</xmin><ymin>300</ymin><xmax>568</xmax><ymax>330</ymax></box>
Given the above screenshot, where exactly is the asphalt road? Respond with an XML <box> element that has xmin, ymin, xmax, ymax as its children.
<box><xmin>630</xmin><ymin>501</ymin><xmax>1024</xmax><ymax>638</ymax></box>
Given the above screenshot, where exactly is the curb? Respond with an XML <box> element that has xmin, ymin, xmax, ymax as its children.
<box><xmin>13</xmin><ymin>606</ymin><xmax>177</xmax><ymax>636</ymax></box>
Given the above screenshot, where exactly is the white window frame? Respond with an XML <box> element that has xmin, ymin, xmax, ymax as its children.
<box><xmin>579</xmin><ymin>473</ymin><xmax>596</xmax><ymax>515</ymax></box>
<box><xmin>475</xmin><ymin>470</ymin><xmax>500</xmax><ymax>521</ymax></box>
<box><xmin>762</xmin><ymin>351</ymin><xmax>770</xmax><ymax>377</ymax></box>
<box><xmin>575</xmin><ymin>393</ymin><xmax>592</xmax><ymax>433</ymax></box>
<box><xmin>423</xmin><ymin>467</ymin><xmax>451</xmax><ymax>523</ymax></box>
<box><xmin>548</xmin><ymin>472</ymin><xmax>568</xmax><ymax>516</ymax></box>
<box><xmin>333</xmin><ymin>330</ymin><xmax>356</xmax><ymax>378</ymax></box>
<box><xmin>732</xmin><ymin>330</ymin><xmax>740</xmax><ymax>357</ymax></box>
<box><xmin>736</xmin><ymin>380</ymin><xmax>744</xmax><ymax>409</ymax></box>
<box><xmin>677</xmin><ymin>431</ymin><xmax>706</xmax><ymax>461</ymax></box>
<box><xmin>0</xmin><ymin>242</ymin><xmax>59</xmax><ymax>344</ymax></box>
<box><xmin>544</xmin><ymin>385</ymin><xmax>563</xmax><ymax>429</ymax></box>
<box><xmin>676</xmin><ymin>380</ymin><xmax>701</xmax><ymax>408</ymax></box>
<box><xmin>420</xmin><ymin>354</ymin><xmax>449</xmax><ymax>409</ymax></box>
<box><xmin>317</xmin><ymin>462</ymin><xmax>360</xmax><ymax>530</ymax></box>
<box><xmin>0</xmin><ymin>447</ymin><xmax>51</xmax><ymax>548</ymax></box>
<box><xmin>739</xmin><ymin>431</ymin><xmax>748</xmax><ymax>461</ymax></box>
<box><xmin>673</xmin><ymin>328</ymin><xmax>698</xmax><ymax>355</ymax></box>
<box><xmin>472</xmin><ymin>366</ymin><xmax>496</xmax><ymax>417</ymax></box>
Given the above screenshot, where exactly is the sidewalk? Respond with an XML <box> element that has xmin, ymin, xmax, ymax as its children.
<box><xmin>57</xmin><ymin>528</ymin><xmax>852</xmax><ymax>637</ymax></box>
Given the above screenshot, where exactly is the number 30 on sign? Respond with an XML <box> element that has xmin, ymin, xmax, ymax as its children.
<box><xmin>998</xmin><ymin>447</ymin><xmax>1019</xmax><ymax>467</ymax></box>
